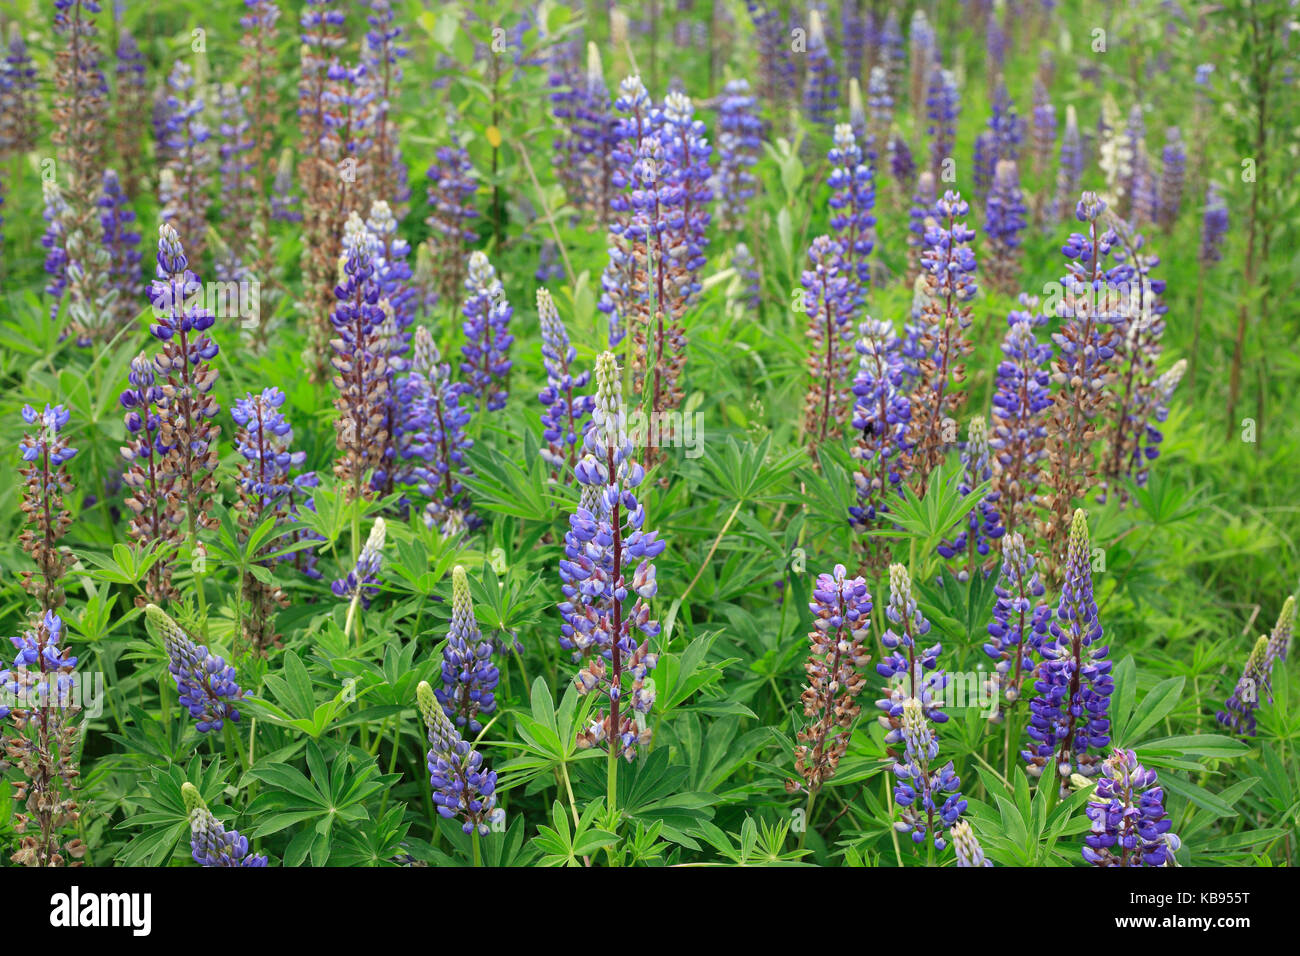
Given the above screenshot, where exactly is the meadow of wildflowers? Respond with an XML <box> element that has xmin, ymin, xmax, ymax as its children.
<box><xmin>0</xmin><ymin>0</ymin><xmax>1297</xmax><ymax>881</ymax></box>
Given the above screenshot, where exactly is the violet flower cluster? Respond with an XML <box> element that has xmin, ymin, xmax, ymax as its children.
<box><xmin>537</xmin><ymin>288</ymin><xmax>594</xmax><ymax>476</ymax></box>
<box><xmin>936</xmin><ymin>416</ymin><xmax>1004</xmax><ymax>579</ymax></box>
<box><xmin>332</xmin><ymin>517</ymin><xmax>385</xmax><ymax>610</ymax></box>
<box><xmin>436</xmin><ymin>566</ymin><xmax>498</xmax><ymax>734</ymax></box>
<box><xmin>989</xmin><ymin>295</ymin><xmax>1052</xmax><ymax>537</ymax></box>
<box><xmin>849</xmin><ymin>316</ymin><xmax>911</xmax><ymax>534</ymax></box>
<box><xmin>801</xmin><ymin>11</ymin><xmax>838</xmax><ymax>133</ymax></box>
<box><xmin>1218</xmin><ymin>597</ymin><xmax>1295</xmax><ymax>736</ymax></box>
<box><xmin>1024</xmin><ymin>509</ymin><xmax>1113</xmax><ymax>786</ymax></box>
<box><xmin>876</xmin><ymin>563</ymin><xmax>948</xmax><ymax>727</ymax></box>
<box><xmin>417</xmin><ymin>680</ymin><xmax>498</xmax><ymax>835</ymax></box>
<box><xmin>424</xmin><ymin>128</ymin><xmax>479</xmax><ymax>302</ymax></box>
<box><xmin>459</xmin><ymin>251</ymin><xmax>513</xmax><ymax>414</ymax></box>
<box><xmin>716</xmin><ymin>79</ymin><xmax>762</xmax><ymax>230</ymax></box>
<box><xmin>800</xmin><ymin>235</ymin><xmax>855</xmax><ymax>460</ymax></box>
<box><xmin>984</xmin><ymin>532</ymin><xmax>1051</xmax><ymax>720</ymax></box>
<box><xmin>826</xmin><ymin>124</ymin><xmax>875</xmax><ymax>306</ymax></box>
<box><xmin>400</xmin><ymin>326</ymin><xmax>474</xmax><ymax>536</ymax></box>
<box><xmin>1083</xmin><ymin>749</ymin><xmax>1180</xmax><ymax>867</ymax></box>
<box><xmin>147</xmin><ymin>604</ymin><xmax>246</xmax><ymax>733</ymax></box>
<box><xmin>182</xmin><ymin>783</ymin><xmax>267</xmax><ymax>867</ymax></box>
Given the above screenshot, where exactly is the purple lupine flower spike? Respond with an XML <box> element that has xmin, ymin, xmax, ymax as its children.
<box><xmin>892</xmin><ymin>697</ymin><xmax>967</xmax><ymax>852</ymax></box>
<box><xmin>424</xmin><ymin>126</ymin><xmax>479</xmax><ymax>303</ymax></box>
<box><xmin>400</xmin><ymin>326</ymin><xmax>474</xmax><ymax>535</ymax></box>
<box><xmin>17</xmin><ymin>404</ymin><xmax>77</xmax><ymax>613</ymax></box>
<box><xmin>332</xmin><ymin>517</ymin><xmax>385</xmax><ymax>611</ymax></box>
<box><xmin>985</xmin><ymin>159</ymin><xmax>1027</xmax><ymax>294</ymax></box>
<box><xmin>716</xmin><ymin>79</ymin><xmax>762</xmax><ymax>231</ymax></box>
<box><xmin>1083</xmin><ymin>749</ymin><xmax>1180</xmax><ymax>867</ymax></box>
<box><xmin>1024</xmin><ymin>509</ymin><xmax>1113</xmax><ymax>790</ymax></box>
<box><xmin>1156</xmin><ymin>127</ymin><xmax>1185</xmax><ymax>230</ymax></box>
<box><xmin>435</xmin><ymin>566</ymin><xmax>499</xmax><ymax>733</ymax></box>
<box><xmin>849</xmin><ymin>316</ymin><xmax>912</xmax><ymax>536</ymax></box>
<box><xmin>120</xmin><ymin>353</ymin><xmax>180</xmax><ymax>600</ymax></box>
<box><xmin>147</xmin><ymin>604</ymin><xmax>247</xmax><ymax>733</ymax></box>
<box><xmin>98</xmin><ymin>169</ymin><xmax>142</xmax><ymax>330</ymax></box>
<box><xmin>158</xmin><ymin>61</ymin><xmax>212</xmax><ymax>265</ymax></box>
<box><xmin>417</xmin><ymin>680</ymin><xmax>499</xmax><ymax>835</ymax></box>
<box><xmin>801</xmin><ymin>235</ymin><xmax>854</xmax><ymax>461</ymax></box>
<box><xmin>925</xmin><ymin>66</ymin><xmax>959</xmax><ymax>179</ymax></box>
<box><xmin>182</xmin><ymin>783</ymin><xmax>267</xmax><ymax>867</ymax></box>
<box><xmin>459</xmin><ymin>251</ymin><xmax>513</xmax><ymax>414</ymax></box>
<box><xmin>801</xmin><ymin>10</ymin><xmax>838</xmax><ymax>133</ymax></box>
<box><xmin>538</xmin><ymin>288</ymin><xmax>594</xmax><ymax>477</ymax></box>
<box><xmin>827</xmin><ymin>124</ymin><xmax>875</xmax><ymax>307</ymax></box>
<box><xmin>984</xmin><ymin>532</ymin><xmax>1051</xmax><ymax>721</ymax></box>
<box><xmin>989</xmin><ymin>295</ymin><xmax>1052</xmax><ymax>538</ymax></box>
<box><xmin>936</xmin><ymin>416</ymin><xmax>1004</xmax><ymax>579</ymax></box>
<box><xmin>561</xmin><ymin>353</ymin><xmax>666</xmax><ymax>760</ymax></box>
<box><xmin>876</xmin><ymin>563</ymin><xmax>948</xmax><ymax>728</ymax></box>
<box><xmin>1218</xmin><ymin>598</ymin><xmax>1295</xmax><ymax>736</ymax></box>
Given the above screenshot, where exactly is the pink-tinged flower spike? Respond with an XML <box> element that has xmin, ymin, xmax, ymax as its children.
<box><xmin>182</xmin><ymin>783</ymin><xmax>267</xmax><ymax>867</ymax></box>
<box><xmin>1083</xmin><ymin>749</ymin><xmax>1180</xmax><ymax>867</ymax></box>
<box><xmin>951</xmin><ymin>820</ymin><xmax>992</xmax><ymax>867</ymax></box>
<box><xmin>148</xmin><ymin>223</ymin><xmax>221</xmax><ymax>544</ymax></box>
<box><xmin>17</xmin><ymin>405</ymin><xmax>76</xmax><ymax>615</ymax></box>
<box><xmin>800</xmin><ymin>235</ymin><xmax>854</xmax><ymax>463</ymax></box>
<box><xmin>51</xmin><ymin>0</ymin><xmax>111</xmax><ymax>345</ymax></box>
<box><xmin>789</xmin><ymin>566</ymin><xmax>873</xmax><ymax>796</ymax></box>
<box><xmin>561</xmin><ymin>353</ymin><xmax>666</xmax><ymax>761</ymax></box>
<box><xmin>1218</xmin><ymin>597</ymin><xmax>1295</xmax><ymax>737</ymax></box>
<box><xmin>909</xmin><ymin>190</ymin><xmax>977</xmax><ymax>496</ymax></box>
<box><xmin>0</xmin><ymin>610</ymin><xmax>85</xmax><ymax>866</ymax></box>
<box><xmin>537</xmin><ymin>288</ymin><xmax>594</xmax><ymax>478</ymax></box>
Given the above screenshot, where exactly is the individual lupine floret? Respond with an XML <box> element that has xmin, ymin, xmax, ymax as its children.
<box><xmin>559</xmin><ymin>353</ymin><xmax>666</xmax><ymax>760</ymax></box>
<box><xmin>330</xmin><ymin>214</ymin><xmax>390</xmax><ymax>502</ymax></box>
<box><xmin>989</xmin><ymin>296</ymin><xmax>1053</xmax><ymax>538</ymax></box>
<box><xmin>119</xmin><ymin>354</ymin><xmax>181</xmax><ymax>601</ymax></box>
<box><xmin>715</xmin><ymin>79</ymin><xmax>762</xmax><ymax>230</ymax></box>
<box><xmin>789</xmin><ymin>566</ymin><xmax>873</xmax><ymax>794</ymax></box>
<box><xmin>231</xmin><ymin>387</ymin><xmax>312</xmax><ymax>653</ymax></box>
<box><xmin>937</xmin><ymin>417</ymin><xmax>1003</xmax><ymax>580</ymax></box>
<box><xmin>0</xmin><ymin>610</ymin><xmax>85</xmax><ymax>866</ymax></box>
<box><xmin>435</xmin><ymin>566</ymin><xmax>499</xmax><ymax>734</ymax></box>
<box><xmin>892</xmin><ymin>697</ymin><xmax>967</xmax><ymax>851</ymax></box>
<box><xmin>147</xmin><ymin>604</ymin><xmax>247</xmax><ymax>733</ymax></box>
<box><xmin>985</xmin><ymin>160</ymin><xmax>1027</xmax><ymax>294</ymax></box>
<box><xmin>875</xmin><ymin>564</ymin><xmax>948</xmax><ymax>730</ymax></box>
<box><xmin>459</xmin><ymin>251</ymin><xmax>513</xmax><ymax>414</ymax></box>
<box><xmin>1039</xmin><ymin>194</ymin><xmax>1125</xmax><ymax>571</ymax></box>
<box><xmin>424</xmin><ymin>128</ymin><xmax>479</xmax><ymax>303</ymax></box>
<box><xmin>538</xmin><ymin>288</ymin><xmax>594</xmax><ymax>477</ymax></box>
<box><xmin>827</xmin><ymin>124</ymin><xmax>875</xmax><ymax>307</ymax></box>
<box><xmin>149</xmin><ymin>223</ymin><xmax>222</xmax><ymax>541</ymax></box>
<box><xmin>158</xmin><ymin>61</ymin><xmax>213</xmax><ymax>266</ymax></box>
<box><xmin>17</xmin><ymin>405</ymin><xmax>77</xmax><ymax>614</ymax></box>
<box><xmin>951</xmin><ymin>819</ymin><xmax>992</xmax><ymax>867</ymax></box>
<box><xmin>182</xmin><ymin>783</ymin><xmax>267</xmax><ymax>867</ymax></box>
<box><xmin>801</xmin><ymin>10</ymin><xmax>838</xmax><ymax>133</ymax></box>
<box><xmin>800</xmin><ymin>235</ymin><xmax>854</xmax><ymax>462</ymax></box>
<box><xmin>416</xmin><ymin>680</ymin><xmax>498</xmax><ymax>835</ymax></box>
<box><xmin>1218</xmin><ymin>598</ymin><xmax>1295</xmax><ymax>736</ymax></box>
<box><xmin>1083</xmin><ymin>749</ymin><xmax>1180</xmax><ymax>867</ymax></box>
<box><xmin>849</xmin><ymin>316</ymin><xmax>911</xmax><ymax>538</ymax></box>
<box><xmin>984</xmin><ymin>532</ymin><xmax>1051</xmax><ymax>721</ymax></box>
<box><xmin>332</xmin><ymin>516</ymin><xmax>385</xmax><ymax>613</ymax></box>
<box><xmin>98</xmin><ymin>169</ymin><xmax>142</xmax><ymax>331</ymax></box>
<box><xmin>909</xmin><ymin>191</ymin><xmax>978</xmax><ymax>493</ymax></box>
<box><xmin>1024</xmin><ymin>509</ymin><xmax>1113</xmax><ymax>788</ymax></box>
<box><xmin>925</xmin><ymin>66</ymin><xmax>959</xmax><ymax>179</ymax></box>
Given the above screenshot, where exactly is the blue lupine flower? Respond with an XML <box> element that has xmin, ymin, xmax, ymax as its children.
<box><xmin>1156</xmin><ymin>127</ymin><xmax>1185</xmax><ymax>229</ymax></box>
<box><xmin>1030</xmin><ymin>78</ymin><xmax>1057</xmax><ymax>186</ymax></box>
<box><xmin>1049</xmin><ymin>105</ymin><xmax>1084</xmax><ymax>224</ymax></box>
<box><xmin>158</xmin><ymin>60</ymin><xmax>212</xmax><ymax>263</ymax></box>
<box><xmin>827</xmin><ymin>124</ymin><xmax>875</xmax><ymax>306</ymax></box>
<box><xmin>560</xmin><ymin>353</ymin><xmax>666</xmax><ymax>760</ymax></box>
<box><xmin>459</xmin><ymin>251</ymin><xmax>513</xmax><ymax>414</ymax></box>
<box><xmin>1218</xmin><ymin>597</ymin><xmax>1295</xmax><ymax>736</ymax></box>
<box><xmin>417</xmin><ymin>680</ymin><xmax>498</xmax><ymax>835</ymax></box>
<box><xmin>538</xmin><ymin>288</ymin><xmax>594</xmax><ymax>476</ymax></box>
<box><xmin>1</xmin><ymin>612</ymin><xmax>78</xmax><ymax>716</ymax></box>
<box><xmin>986</xmin><ymin>159</ymin><xmax>1027</xmax><ymax>293</ymax></box>
<box><xmin>331</xmin><ymin>517</ymin><xmax>385</xmax><ymax>609</ymax></box>
<box><xmin>147</xmin><ymin>604</ymin><xmax>247</xmax><ymax>733</ymax></box>
<box><xmin>41</xmin><ymin>178</ymin><xmax>70</xmax><ymax>319</ymax></box>
<box><xmin>400</xmin><ymin>326</ymin><xmax>474</xmax><ymax>535</ymax></box>
<box><xmin>1024</xmin><ymin>509</ymin><xmax>1113</xmax><ymax>787</ymax></box>
<box><xmin>435</xmin><ymin>566</ymin><xmax>498</xmax><ymax>734</ymax></box>
<box><xmin>231</xmin><ymin>387</ymin><xmax>308</xmax><ymax>512</ymax></box>
<box><xmin>1198</xmin><ymin>182</ymin><xmax>1228</xmax><ymax>266</ymax></box>
<box><xmin>800</xmin><ymin>235</ymin><xmax>855</xmax><ymax>459</ymax></box>
<box><xmin>214</xmin><ymin>82</ymin><xmax>256</xmax><ymax>281</ymax></box>
<box><xmin>182</xmin><ymin>783</ymin><xmax>267</xmax><ymax>867</ymax></box>
<box><xmin>989</xmin><ymin>296</ymin><xmax>1052</xmax><ymax>535</ymax></box>
<box><xmin>984</xmin><ymin>532</ymin><xmax>1051</xmax><ymax>719</ymax></box>
<box><xmin>716</xmin><ymin>79</ymin><xmax>762</xmax><ymax>230</ymax></box>
<box><xmin>937</xmin><ymin>416</ymin><xmax>1004</xmax><ymax>578</ymax></box>
<box><xmin>98</xmin><ymin>168</ymin><xmax>142</xmax><ymax>329</ymax></box>
<box><xmin>892</xmin><ymin>697</ymin><xmax>966</xmax><ymax>850</ymax></box>
<box><xmin>849</xmin><ymin>317</ymin><xmax>911</xmax><ymax>532</ymax></box>
<box><xmin>925</xmin><ymin>66</ymin><xmax>959</xmax><ymax>178</ymax></box>
<box><xmin>801</xmin><ymin>11</ymin><xmax>838</xmax><ymax>132</ymax></box>
<box><xmin>866</xmin><ymin>66</ymin><xmax>893</xmax><ymax>167</ymax></box>
<box><xmin>424</xmin><ymin>127</ymin><xmax>479</xmax><ymax>301</ymax></box>
<box><xmin>876</xmin><ymin>563</ymin><xmax>948</xmax><ymax>726</ymax></box>
<box><xmin>1083</xmin><ymin>749</ymin><xmax>1180</xmax><ymax>867</ymax></box>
